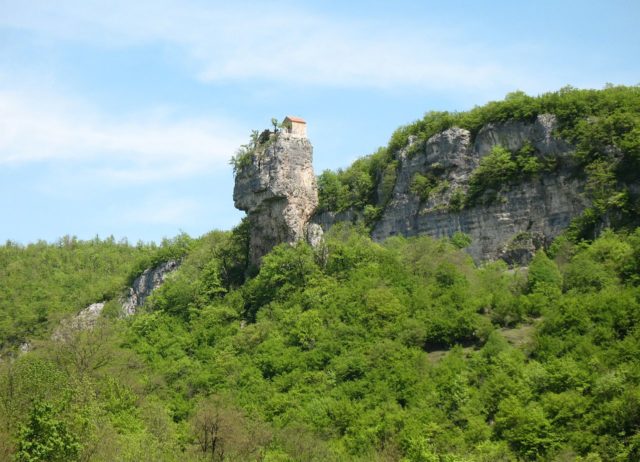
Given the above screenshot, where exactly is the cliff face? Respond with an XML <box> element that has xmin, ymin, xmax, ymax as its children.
<box><xmin>48</xmin><ymin>260</ymin><xmax>179</xmax><ymax>345</ymax></box>
<box><xmin>121</xmin><ymin>260</ymin><xmax>180</xmax><ymax>316</ymax></box>
<box><xmin>233</xmin><ymin>132</ymin><xmax>318</xmax><ymax>266</ymax></box>
<box><xmin>370</xmin><ymin>114</ymin><xmax>588</xmax><ymax>263</ymax></box>
<box><xmin>233</xmin><ymin>115</ymin><xmax>592</xmax><ymax>265</ymax></box>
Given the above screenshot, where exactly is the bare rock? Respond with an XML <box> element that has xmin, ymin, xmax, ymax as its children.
<box><xmin>306</xmin><ymin>222</ymin><xmax>325</xmax><ymax>248</ymax></box>
<box><xmin>52</xmin><ymin>302</ymin><xmax>105</xmax><ymax>341</ymax></box>
<box><xmin>121</xmin><ymin>260</ymin><xmax>180</xmax><ymax>315</ymax></box>
<box><xmin>233</xmin><ymin>131</ymin><xmax>318</xmax><ymax>266</ymax></box>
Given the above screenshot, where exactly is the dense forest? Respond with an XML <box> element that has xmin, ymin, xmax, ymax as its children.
<box><xmin>1</xmin><ymin>86</ymin><xmax>640</xmax><ymax>461</ymax></box>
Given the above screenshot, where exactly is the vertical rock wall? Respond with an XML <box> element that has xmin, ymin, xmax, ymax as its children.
<box><xmin>370</xmin><ymin>114</ymin><xmax>588</xmax><ymax>263</ymax></box>
<box><xmin>233</xmin><ymin>132</ymin><xmax>318</xmax><ymax>266</ymax></box>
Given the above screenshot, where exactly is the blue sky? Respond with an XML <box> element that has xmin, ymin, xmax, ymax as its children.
<box><xmin>1</xmin><ymin>0</ymin><xmax>638</xmax><ymax>244</ymax></box>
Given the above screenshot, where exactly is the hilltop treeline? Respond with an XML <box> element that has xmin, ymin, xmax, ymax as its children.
<box><xmin>0</xmin><ymin>234</ymin><xmax>192</xmax><ymax>351</ymax></box>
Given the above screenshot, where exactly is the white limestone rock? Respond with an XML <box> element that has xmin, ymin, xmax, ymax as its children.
<box><xmin>233</xmin><ymin>132</ymin><xmax>318</xmax><ymax>266</ymax></box>
<box><xmin>121</xmin><ymin>260</ymin><xmax>180</xmax><ymax>316</ymax></box>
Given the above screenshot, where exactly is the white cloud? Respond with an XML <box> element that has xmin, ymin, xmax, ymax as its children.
<box><xmin>0</xmin><ymin>88</ymin><xmax>245</xmax><ymax>181</ymax></box>
<box><xmin>0</xmin><ymin>0</ymin><xmax>533</xmax><ymax>91</ymax></box>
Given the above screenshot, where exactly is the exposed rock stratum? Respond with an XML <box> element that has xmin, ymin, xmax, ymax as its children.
<box><xmin>370</xmin><ymin>114</ymin><xmax>587</xmax><ymax>263</ymax></box>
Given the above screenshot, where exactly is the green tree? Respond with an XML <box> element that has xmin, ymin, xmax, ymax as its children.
<box><xmin>317</xmin><ymin>170</ymin><xmax>349</xmax><ymax>212</ymax></box>
<box><xmin>495</xmin><ymin>398</ymin><xmax>556</xmax><ymax>460</ymax></box>
<box><xmin>16</xmin><ymin>402</ymin><xmax>80</xmax><ymax>462</ymax></box>
<box><xmin>528</xmin><ymin>250</ymin><xmax>562</xmax><ymax>293</ymax></box>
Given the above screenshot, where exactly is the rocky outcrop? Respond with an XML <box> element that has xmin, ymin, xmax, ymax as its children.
<box><xmin>121</xmin><ymin>260</ymin><xmax>180</xmax><ymax>315</ymax></box>
<box><xmin>52</xmin><ymin>302</ymin><xmax>105</xmax><ymax>341</ymax></box>
<box><xmin>232</xmin><ymin>114</ymin><xmax>590</xmax><ymax>264</ymax></box>
<box><xmin>370</xmin><ymin>114</ymin><xmax>587</xmax><ymax>262</ymax></box>
<box><xmin>47</xmin><ymin>260</ymin><xmax>180</xmax><ymax>344</ymax></box>
<box><xmin>233</xmin><ymin>132</ymin><xmax>318</xmax><ymax>266</ymax></box>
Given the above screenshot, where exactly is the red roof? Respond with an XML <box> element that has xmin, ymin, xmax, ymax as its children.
<box><xmin>284</xmin><ymin>116</ymin><xmax>306</xmax><ymax>124</ymax></box>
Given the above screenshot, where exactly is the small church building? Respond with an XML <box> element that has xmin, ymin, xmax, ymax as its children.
<box><xmin>282</xmin><ymin>116</ymin><xmax>307</xmax><ymax>138</ymax></box>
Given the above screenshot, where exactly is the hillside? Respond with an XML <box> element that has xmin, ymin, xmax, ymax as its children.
<box><xmin>1</xmin><ymin>87</ymin><xmax>640</xmax><ymax>461</ymax></box>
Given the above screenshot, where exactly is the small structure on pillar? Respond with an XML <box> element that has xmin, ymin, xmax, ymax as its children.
<box><xmin>233</xmin><ymin>116</ymin><xmax>318</xmax><ymax>268</ymax></box>
<box><xmin>282</xmin><ymin>116</ymin><xmax>307</xmax><ymax>138</ymax></box>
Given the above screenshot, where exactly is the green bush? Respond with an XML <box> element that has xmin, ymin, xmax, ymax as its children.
<box><xmin>467</xmin><ymin>145</ymin><xmax>517</xmax><ymax>202</ymax></box>
<box><xmin>16</xmin><ymin>402</ymin><xmax>81</xmax><ymax>462</ymax></box>
<box><xmin>450</xmin><ymin>232</ymin><xmax>472</xmax><ymax>249</ymax></box>
<box><xmin>528</xmin><ymin>251</ymin><xmax>562</xmax><ymax>293</ymax></box>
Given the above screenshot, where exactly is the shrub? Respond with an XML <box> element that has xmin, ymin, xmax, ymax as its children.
<box><xmin>528</xmin><ymin>251</ymin><xmax>562</xmax><ymax>293</ymax></box>
<box><xmin>450</xmin><ymin>232</ymin><xmax>472</xmax><ymax>249</ymax></box>
<box><xmin>467</xmin><ymin>146</ymin><xmax>518</xmax><ymax>203</ymax></box>
<box><xmin>16</xmin><ymin>402</ymin><xmax>80</xmax><ymax>462</ymax></box>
